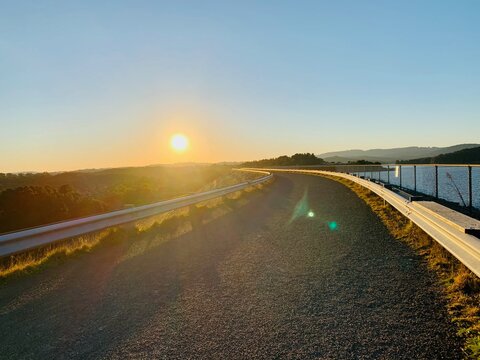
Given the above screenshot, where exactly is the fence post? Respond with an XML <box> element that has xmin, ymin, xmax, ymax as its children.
<box><xmin>468</xmin><ymin>166</ymin><xmax>473</xmax><ymax>210</ymax></box>
<box><xmin>414</xmin><ymin>165</ymin><xmax>417</xmax><ymax>192</ymax></box>
<box><xmin>399</xmin><ymin>165</ymin><xmax>402</xmax><ymax>189</ymax></box>
<box><xmin>435</xmin><ymin>165</ymin><xmax>438</xmax><ymax>198</ymax></box>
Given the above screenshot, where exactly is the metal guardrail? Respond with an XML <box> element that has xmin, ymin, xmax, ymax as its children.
<box><xmin>255</xmin><ymin>168</ymin><xmax>480</xmax><ymax>278</ymax></box>
<box><xmin>263</xmin><ymin>164</ymin><xmax>480</xmax><ymax>210</ymax></box>
<box><xmin>0</xmin><ymin>170</ymin><xmax>273</xmax><ymax>257</ymax></box>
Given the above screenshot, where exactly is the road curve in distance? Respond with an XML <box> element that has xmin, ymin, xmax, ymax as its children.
<box><xmin>0</xmin><ymin>173</ymin><xmax>461</xmax><ymax>359</ymax></box>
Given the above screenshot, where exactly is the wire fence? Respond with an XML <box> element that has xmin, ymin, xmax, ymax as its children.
<box><xmin>344</xmin><ymin>164</ymin><xmax>478</xmax><ymax>210</ymax></box>
<box><xmin>271</xmin><ymin>164</ymin><xmax>480</xmax><ymax>210</ymax></box>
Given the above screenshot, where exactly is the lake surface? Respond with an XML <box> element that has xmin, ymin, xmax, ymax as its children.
<box><xmin>351</xmin><ymin>165</ymin><xmax>480</xmax><ymax>210</ymax></box>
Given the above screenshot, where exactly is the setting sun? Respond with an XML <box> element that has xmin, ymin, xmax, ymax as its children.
<box><xmin>170</xmin><ymin>134</ymin><xmax>189</xmax><ymax>152</ymax></box>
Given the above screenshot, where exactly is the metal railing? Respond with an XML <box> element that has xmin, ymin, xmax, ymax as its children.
<box><xmin>266</xmin><ymin>164</ymin><xmax>480</xmax><ymax>211</ymax></box>
<box><xmin>0</xmin><ymin>170</ymin><xmax>273</xmax><ymax>257</ymax></box>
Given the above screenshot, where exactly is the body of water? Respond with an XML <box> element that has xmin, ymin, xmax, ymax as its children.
<box><xmin>351</xmin><ymin>165</ymin><xmax>480</xmax><ymax>210</ymax></box>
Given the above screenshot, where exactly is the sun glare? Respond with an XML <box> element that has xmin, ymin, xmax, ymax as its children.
<box><xmin>170</xmin><ymin>134</ymin><xmax>189</xmax><ymax>152</ymax></box>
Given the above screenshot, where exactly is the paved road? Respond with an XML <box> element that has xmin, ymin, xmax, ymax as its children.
<box><xmin>0</xmin><ymin>173</ymin><xmax>461</xmax><ymax>359</ymax></box>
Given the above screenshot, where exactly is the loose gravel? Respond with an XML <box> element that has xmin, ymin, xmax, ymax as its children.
<box><xmin>0</xmin><ymin>173</ymin><xmax>461</xmax><ymax>359</ymax></box>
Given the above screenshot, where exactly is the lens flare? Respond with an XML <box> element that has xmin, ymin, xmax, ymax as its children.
<box><xmin>289</xmin><ymin>188</ymin><xmax>309</xmax><ymax>224</ymax></box>
<box><xmin>328</xmin><ymin>221</ymin><xmax>338</xmax><ymax>231</ymax></box>
<box><xmin>308</xmin><ymin>211</ymin><xmax>315</xmax><ymax>218</ymax></box>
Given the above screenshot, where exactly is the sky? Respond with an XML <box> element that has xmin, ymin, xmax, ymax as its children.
<box><xmin>1</xmin><ymin>0</ymin><xmax>479</xmax><ymax>172</ymax></box>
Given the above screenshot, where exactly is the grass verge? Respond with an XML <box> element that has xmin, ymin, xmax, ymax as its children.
<box><xmin>317</xmin><ymin>173</ymin><xmax>480</xmax><ymax>359</ymax></box>
<box><xmin>0</xmin><ymin>178</ymin><xmax>274</xmax><ymax>280</ymax></box>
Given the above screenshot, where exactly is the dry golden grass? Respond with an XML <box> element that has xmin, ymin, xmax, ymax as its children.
<box><xmin>318</xmin><ymin>173</ymin><xmax>480</xmax><ymax>359</ymax></box>
<box><xmin>0</xmin><ymin>229</ymin><xmax>115</xmax><ymax>278</ymax></box>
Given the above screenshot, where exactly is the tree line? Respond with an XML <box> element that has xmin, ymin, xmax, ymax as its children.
<box><xmin>241</xmin><ymin>153</ymin><xmax>326</xmax><ymax>167</ymax></box>
<box><xmin>0</xmin><ymin>165</ymin><xmax>232</xmax><ymax>233</ymax></box>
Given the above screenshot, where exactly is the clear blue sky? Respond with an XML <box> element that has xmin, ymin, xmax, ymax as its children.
<box><xmin>1</xmin><ymin>0</ymin><xmax>479</xmax><ymax>172</ymax></box>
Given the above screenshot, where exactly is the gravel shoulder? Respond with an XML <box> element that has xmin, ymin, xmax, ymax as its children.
<box><xmin>0</xmin><ymin>173</ymin><xmax>461</xmax><ymax>359</ymax></box>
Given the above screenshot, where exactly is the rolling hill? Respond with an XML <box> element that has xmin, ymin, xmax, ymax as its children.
<box><xmin>398</xmin><ymin>146</ymin><xmax>480</xmax><ymax>164</ymax></box>
<box><xmin>318</xmin><ymin>144</ymin><xmax>480</xmax><ymax>163</ymax></box>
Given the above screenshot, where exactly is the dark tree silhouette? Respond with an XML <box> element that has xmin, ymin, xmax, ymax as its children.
<box><xmin>0</xmin><ymin>165</ymin><xmax>238</xmax><ymax>233</ymax></box>
<box><xmin>242</xmin><ymin>153</ymin><xmax>326</xmax><ymax>167</ymax></box>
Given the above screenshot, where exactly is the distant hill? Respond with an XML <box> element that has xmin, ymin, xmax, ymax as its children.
<box><xmin>318</xmin><ymin>144</ymin><xmax>480</xmax><ymax>163</ymax></box>
<box><xmin>0</xmin><ymin>164</ymin><xmax>231</xmax><ymax>194</ymax></box>
<box><xmin>398</xmin><ymin>146</ymin><xmax>480</xmax><ymax>164</ymax></box>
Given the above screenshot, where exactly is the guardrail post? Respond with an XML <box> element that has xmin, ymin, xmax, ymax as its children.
<box><xmin>435</xmin><ymin>165</ymin><xmax>438</xmax><ymax>198</ymax></box>
<box><xmin>399</xmin><ymin>165</ymin><xmax>402</xmax><ymax>189</ymax></box>
<box><xmin>468</xmin><ymin>165</ymin><xmax>473</xmax><ymax>210</ymax></box>
<box><xmin>414</xmin><ymin>165</ymin><xmax>417</xmax><ymax>192</ymax></box>
<box><xmin>387</xmin><ymin>165</ymin><xmax>390</xmax><ymax>184</ymax></box>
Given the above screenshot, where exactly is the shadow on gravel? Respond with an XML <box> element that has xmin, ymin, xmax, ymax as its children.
<box><xmin>0</xmin><ymin>176</ymin><xmax>294</xmax><ymax>359</ymax></box>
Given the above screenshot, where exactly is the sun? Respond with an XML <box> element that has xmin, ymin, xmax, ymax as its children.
<box><xmin>170</xmin><ymin>134</ymin><xmax>189</xmax><ymax>152</ymax></box>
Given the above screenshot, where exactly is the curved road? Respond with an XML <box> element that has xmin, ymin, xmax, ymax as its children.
<box><xmin>0</xmin><ymin>173</ymin><xmax>461</xmax><ymax>359</ymax></box>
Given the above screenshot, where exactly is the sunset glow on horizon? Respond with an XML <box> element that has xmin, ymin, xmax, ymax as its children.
<box><xmin>1</xmin><ymin>1</ymin><xmax>479</xmax><ymax>173</ymax></box>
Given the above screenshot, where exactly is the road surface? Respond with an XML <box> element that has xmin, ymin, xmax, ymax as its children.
<box><xmin>0</xmin><ymin>173</ymin><xmax>461</xmax><ymax>359</ymax></box>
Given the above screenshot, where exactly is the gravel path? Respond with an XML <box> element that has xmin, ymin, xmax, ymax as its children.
<box><xmin>0</xmin><ymin>173</ymin><xmax>461</xmax><ymax>359</ymax></box>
